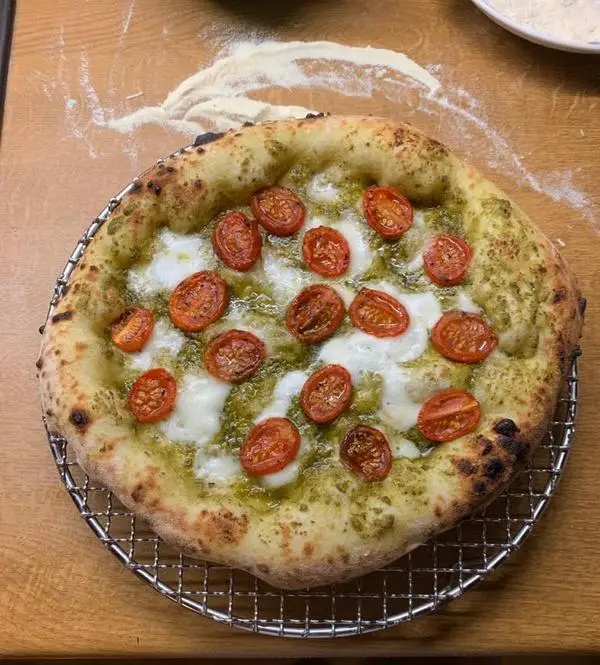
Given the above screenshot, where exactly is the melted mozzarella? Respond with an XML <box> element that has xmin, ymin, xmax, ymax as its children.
<box><xmin>302</xmin><ymin>214</ymin><xmax>328</xmax><ymax>233</ymax></box>
<box><xmin>456</xmin><ymin>290</ymin><xmax>481</xmax><ymax>313</ymax></box>
<box><xmin>390</xmin><ymin>438</ymin><xmax>422</xmax><ymax>459</ymax></box>
<box><xmin>211</xmin><ymin>305</ymin><xmax>275</xmax><ymax>353</ymax></box>
<box><xmin>319</xmin><ymin>283</ymin><xmax>442</xmax><ymax>431</ymax></box>
<box><xmin>335</xmin><ymin>214</ymin><xmax>373</xmax><ymax>276</ymax></box>
<box><xmin>319</xmin><ymin>329</ymin><xmax>427</xmax><ymax>376</ymax></box>
<box><xmin>375</xmin><ymin>284</ymin><xmax>442</xmax><ymax>330</ymax></box>
<box><xmin>262</xmin><ymin>249</ymin><xmax>314</xmax><ymax>305</ymax></box>
<box><xmin>306</xmin><ymin>173</ymin><xmax>340</xmax><ymax>203</ymax></box>
<box><xmin>337</xmin><ymin>284</ymin><xmax>357</xmax><ymax>308</ymax></box>
<box><xmin>161</xmin><ymin>371</ymin><xmax>231</xmax><ymax>445</ymax></box>
<box><xmin>194</xmin><ymin>449</ymin><xmax>241</xmax><ymax>484</ymax></box>
<box><xmin>405</xmin><ymin>209</ymin><xmax>428</xmax><ymax>271</ymax></box>
<box><xmin>128</xmin><ymin>318</ymin><xmax>185</xmax><ymax>371</ymax></box>
<box><xmin>261</xmin><ymin>459</ymin><xmax>301</xmax><ymax>489</ymax></box>
<box><xmin>407</xmin><ymin>250</ymin><xmax>424</xmax><ymax>272</ymax></box>
<box><xmin>256</xmin><ymin>370</ymin><xmax>308</xmax><ymax>422</ymax></box>
<box><xmin>128</xmin><ymin>229</ymin><xmax>214</xmax><ymax>297</ymax></box>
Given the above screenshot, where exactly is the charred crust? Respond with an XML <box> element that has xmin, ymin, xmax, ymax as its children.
<box><xmin>493</xmin><ymin>418</ymin><xmax>519</xmax><ymax>437</ymax></box>
<box><xmin>242</xmin><ymin>121</ymin><xmax>254</xmax><ymax>127</ymax></box>
<box><xmin>393</xmin><ymin>127</ymin><xmax>411</xmax><ymax>147</ymax></box>
<box><xmin>474</xmin><ymin>481</ymin><xmax>487</xmax><ymax>495</ymax></box>
<box><xmin>35</xmin><ymin>357</ymin><xmax>43</xmax><ymax>369</ymax></box>
<box><xmin>51</xmin><ymin>310</ymin><xmax>73</xmax><ymax>324</ymax></box>
<box><xmin>485</xmin><ymin>458</ymin><xmax>504</xmax><ymax>481</ymax></box>
<box><xmin>147</xmin><ymin>181</ymin><xmax>162</xmax><ymax>195</ymax></box>
<box><xmin>193</xmin><ymin>131</ymin><xmax>224</xmax><ymax>147</ymax></box>
<box><xmin>69</xmin><ymin>408</ymin><xmax>89</xmax><ymax>431</ymax></box>
<box><xmin>38</xmin><ymin>324</ymin><xmax>45</xmax><ymax>334</ymax></box>
<box><xmin>196</xmin><ymin>509</ymin><xmax>249</xmax><ymax>545</ymax></box>
<box><xmin>305</xmin><ymin>112</ymin><xmax>326</xmax><ymax>119</ymax></box>
<box><xmin>499</xmin><ymin>435</ymin><xmax>529</xmax><ymax>465</ymax></box>
<box><xmin>579</xmin><ymin>297</ymin><xmax>587</xmax><ymax>315</ymax></box>
<box><xmin>455</xmin><ymin>458</ymin><xmax>477</xmax><ymax>476</ymax></box>
<box><xmin>553</xmin><ymin>288</ymin><xmax>567</xmax><ymax>304</ymax></box>
<box><xmin>476</xmin><ymin>435</ymin><xmax>494</xmax><ymax>456</ymax></box>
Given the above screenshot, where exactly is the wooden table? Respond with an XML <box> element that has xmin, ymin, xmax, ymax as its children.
<box><xmin>2</xmin><ymin>0</ymin><xmax>599</xmax><ymax>657</ymax></box>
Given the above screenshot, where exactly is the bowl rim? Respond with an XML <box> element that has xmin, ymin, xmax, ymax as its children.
<box><xmin>470</xmin><ymin>0</ymin><xmax>600</xmax><ymax>54</ymax></box>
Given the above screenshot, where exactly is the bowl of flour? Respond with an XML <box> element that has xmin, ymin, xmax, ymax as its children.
<box><xmin>471</xmin><ymin>0</ymin><xmax>600</xmax><ymax>53</ymax></box>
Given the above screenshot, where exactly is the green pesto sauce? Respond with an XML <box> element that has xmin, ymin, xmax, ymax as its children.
<box><xmin>424</xmin><ymin>205</ymin><xmax>465</xmax><ymax>236</ymax></box>
<box><xmin>111</xmin><ymin>167</ymin><xmax>521</xmax><ymax>510</ymax></box>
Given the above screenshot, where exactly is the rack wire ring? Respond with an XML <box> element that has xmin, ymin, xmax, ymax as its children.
<box><xmin>41</xmin><ymin>178</ymin><xmax>580</xmax><ymax>638</ymax></box>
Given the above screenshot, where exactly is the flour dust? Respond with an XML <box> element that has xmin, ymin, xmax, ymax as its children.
<box><xmin>37</xmin><ymin>30</ymin><xmax>596</xmax><ymax>230</ymax></box>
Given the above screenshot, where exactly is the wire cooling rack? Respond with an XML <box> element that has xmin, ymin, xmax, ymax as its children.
<box><xmin>41</xmin><ymin>176</ymin><xmax>580</xmax><ymax>638</ymax></box>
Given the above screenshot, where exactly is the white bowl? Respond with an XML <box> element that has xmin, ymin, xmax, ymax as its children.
<box><xmin>470</xmin><ymin>0</ymin><xmax>600</xmax><ymax>54</ymax></box>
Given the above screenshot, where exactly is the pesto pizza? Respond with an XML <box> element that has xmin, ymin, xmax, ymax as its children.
<box><xmin>38</xmin><ymin>115</ymin><xmax>584</xmax><ymax>589</ymax></box>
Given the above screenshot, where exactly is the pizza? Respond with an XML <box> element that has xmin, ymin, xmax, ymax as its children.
<box><xmin>38</xmin><ymin>115</ymin><xmax>584</xmax><ymax>589</ymax></box>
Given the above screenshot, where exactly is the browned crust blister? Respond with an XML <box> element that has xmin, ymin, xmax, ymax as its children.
<box><xmin>38</xmin><ymin>116</ymin><xmax>584</xmax><ymax>590</ymax></box>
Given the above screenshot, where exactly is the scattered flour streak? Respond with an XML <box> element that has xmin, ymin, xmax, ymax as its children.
<box><xmin>79</xmin><ymin>49</ymin><xmax>106</xmax><ymax>126</ymax></box>
<box><xmin>107</xmin><ymin>39</ymin><xmax>439</xmax><ymax>135</ymax></box>
<box><xmin>121</xmin><ymin>0</ymin><xmax>135</xmax><ymax>35</ymax></box>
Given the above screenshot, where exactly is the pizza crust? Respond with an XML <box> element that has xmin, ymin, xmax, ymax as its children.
<box><xmin>38</xmin><ymin>116</ymin><xmax>583</xmax><ymax>589</ymax></box>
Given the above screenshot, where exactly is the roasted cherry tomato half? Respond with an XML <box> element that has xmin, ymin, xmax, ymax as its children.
<box><xmin>349</xmin><ymin>288</ymin><xmax>409</xmax><ymax>338</ymax></box>
<box><xmin>340</xmin><ymin>425</ymin><xmax>392</xmax><ymax>482</ymax></box>
<box><xmin>417</xmin><ymin>388</ymin><xmax>481</xmax><ymax>442</ymax></box>
<box><xmin>110</xmin><ymin>307</ymin><xmax>153</xmax><ymax>352</ymax></box>
<box><xmin>168</xmin><ymin>271</ymin><xmax>228</xmax><ymax>332</ymax></box>
<box><xmin>241</xmin><ymin>417</ymin><xmax>301</xmax><ymax>476</ymax></box>
<box><xmin>204</xmin><ymin>329</ymin><xmax>266</xmax><ymax>383</ymax></box>
<box><xmin>302</xmin><ymin>226</ymin><xmax>350</xmax><ymax>277</ymax></box>
<box><xmin>363</xmin><ymin>185</ymin><xmax>413</xmax><ymax>239</ymax></box>
<box><xmin>128</xmin><ymin>368</ymin><xmax>177</xmax><ymax>424</ymax></box>
<box><xmin>212</xmin><ymin>211</ymin><xmax>262</xmax><ymax>272</ymax></box>
<box><xmin>251</xmin><ymin>186</ymin><xmax>306</xmax><ymax>237</ymax></box>
<box><xmin>300</xmin><ymin>364</ymin><xmax>353</xmax><ymax>424</ymax></box>
<box><xmin>286</xmin><ymin>285</ymin><xmax>345</xmax><ymax>343</ymax></box>
<box><xmin>431</xmin><ymin>311</ymin><xmax>496</xmax><ymax>363</ymax></box>
<box><xmin>423</xmin><ymin>234</ymin><xmax>472</xmax><ymax>287</ymax></box>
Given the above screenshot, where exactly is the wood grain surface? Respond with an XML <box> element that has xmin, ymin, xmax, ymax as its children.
<box><xmin>1</xmin><ymin>0</ymin><xmax>600</xmax><ymax>657</ymax></box>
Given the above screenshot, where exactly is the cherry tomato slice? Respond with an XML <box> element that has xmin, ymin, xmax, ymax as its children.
<box><xmin>363</xmin><ymin>185</ymin><xmax>413</xmax><ymax>239</ymax></box>
<box><xmin>286</xmin><ymin>285</ymin><xmax>345</xmax><ymax>343</ymax></box>
<box><xmin>212</xmin><ymin>211</ymin><xmax>262</xmax><ymax>272</ymax></box>
<box><xmin>302</xmin><ymin>226</ymin><xmax>350</xmax><ymax>278</ymax></box>
<box><xmin>128</xmin><ymin>368</ymin><xmax>177</xmax><ymax>423</ymax></box>
<box><xmin>340</xmin><ymin>425</ymin><xmax>392</xmax><ymax>482</ymax></box>
<box><xmin>349</xmin><ymin>288</ymin><xmax>409</xmax><ymax>338</ymax></box>
<box><xmin>168</xmin><ymin>271</ymin><xmax>228</xmax><ymax>332</ymax></box>
<box><xmin>251</xmin><ymin>186</ymin><xmax>306</xmax><ymax>237</ymax></box>
<box><xmin>204</xmin><ymin>329</ymin><xmax>266</xmax><ymax>383</ymax></box>
<box><xmin>241</xmin><ymin>417</ymin><xmax>301</xmax><ymax>476</ymax></box>
<box><xmin>111</xmin><ymin>307</ymin><xmax>153</xmax><ymax>352</ymax></box>
<box><xmin>423</xmin><ymin>234</ymin><xmax>472</xmax><ymax>287</ymax></box>
<box><xmin>417</xmin><ymin>388</ymin><xmax>481</xmax><ymax>442</ymax></box>
<box><xmin>300</xmin><ymin>364</ymin><xmax>353</xmax><ymax>424</ymax></box>
<box><xmin>432</xmin><ymin>311</ymin><xmax>496</xmax><ymax>363</ymax></box>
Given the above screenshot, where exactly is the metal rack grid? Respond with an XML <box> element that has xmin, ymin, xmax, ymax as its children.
<box><xmin>42</xmin><ymin>177</ymin><xmax>580</xmax><ymax>638</ymax></box>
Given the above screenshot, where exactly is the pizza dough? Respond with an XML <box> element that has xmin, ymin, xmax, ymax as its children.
<box><xmin>38</xmin><ymin>116</ymin><xmax>584</xmax><ymax>589</ymax></box>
